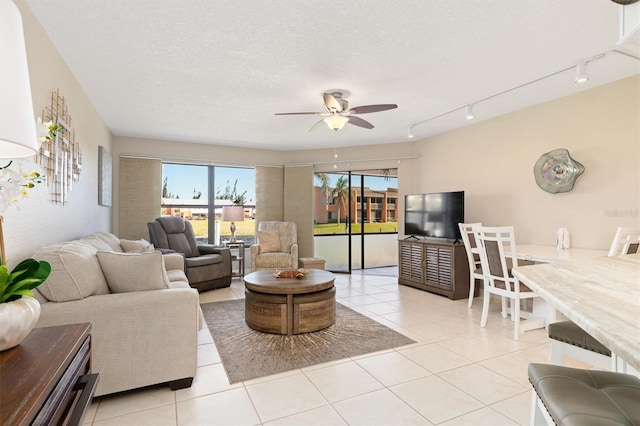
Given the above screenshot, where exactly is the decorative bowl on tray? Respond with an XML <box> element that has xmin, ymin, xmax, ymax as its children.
<box><xmin>273</xmin><ymin>268</ymin><xmax>309</xmax><ymax>279</ymax></box>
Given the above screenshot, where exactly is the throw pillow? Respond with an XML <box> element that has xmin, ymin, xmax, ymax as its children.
<box><xmin>97</xmin><ymin>251</ymin><xmax>171</xmax><ymax>293</ymax></box>
<box><xmin>258</xmin><ymin>230</ymin><xmax>281</xmax><ymax>253</ymax></box>
<box><xmin>33</xmin><ymin>241</ymin><xmax>107</xmax><ymax>302</ymax></box>
<box><xmin>120</xmin><ymin>238</ymin><xmax>155</xmax><ymax>253</ymax></box>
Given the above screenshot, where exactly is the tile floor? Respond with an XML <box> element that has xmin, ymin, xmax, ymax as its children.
<box><xmin>82</xmin><ymin>271</ymin><xmax>590</xmax><ymax>425</ymax></box>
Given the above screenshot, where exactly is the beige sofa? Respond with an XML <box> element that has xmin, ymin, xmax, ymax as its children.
<box><xmin>32</xmin><ymin>232</ymin><xmax>201</xmax><ymax>397</ymax></box>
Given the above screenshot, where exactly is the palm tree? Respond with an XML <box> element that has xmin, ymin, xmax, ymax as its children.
<box><xmin>331</xmin><ymin>176</ymin><xmax>350</xmax><ymax>226</ymax></box>
<box><xmin>314</xmin><ymin>173</ymin><xmax>330</xmax><ymax>205</ymax></box>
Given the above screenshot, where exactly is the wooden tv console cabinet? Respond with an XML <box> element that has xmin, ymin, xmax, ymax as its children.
<box><xmin>398</xmin><ymin>239</ymin><xmax>471</xmax><ymax>300</ymax></box>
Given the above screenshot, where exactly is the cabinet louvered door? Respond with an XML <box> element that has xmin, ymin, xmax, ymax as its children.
<box><xmin>398</xmin><ymin>239</ymin><xmax>470</xmax><ymax>299</ymax></box>
<box><xmin>425</xmin><ymin>246</ymin><xmax>453</xmax><ymax>290</ymax></box>
<box><xmin>399</xmin><ymin>242</ymin><xmax>424</xmax><ymax>283</ymax></box>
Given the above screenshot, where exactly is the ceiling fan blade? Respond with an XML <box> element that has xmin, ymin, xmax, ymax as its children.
<box><xmin>309</xmin><ymin>119</ymin><xmax>326</xmax><ymax>132</ymax></box>
<box><xmin>323</xmin><ymin>93</ymin><xmax>343</xmax><ymax>113</ymax></box>
<box><xmin>275</xmin><ymin>112</ymin><xmax>324</xmax><ymax>115</ymax></box>
<box><xmin>347</xmin><ymin>104</ymin><xmax>398</xmax><ymax>114</ymax></box>
<box><xmin>347</xmin><ymin>116</ymin><xmax>374</xmax><ymax>129</ymax></box>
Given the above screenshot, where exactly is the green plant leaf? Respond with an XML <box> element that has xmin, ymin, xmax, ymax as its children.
<box><xmin>2</xmin><ymin>289</ymin><xmax>34</xmax><ymax>303</ymax></box>
<box><xmin>6</xmin><ymin>278</ymin><xmax>44</xmax><ymax>293</ymax></box>
<box><xmin>0</xmin><ymin>259</ymin><xmax>51</xmax><ymax>303</ymax></box>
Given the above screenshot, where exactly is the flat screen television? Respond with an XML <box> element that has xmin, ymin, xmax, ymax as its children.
<box><xmin>404</xmin><ymin>191</ymin><xmax>464</xmax><ymax>240</ymax></box>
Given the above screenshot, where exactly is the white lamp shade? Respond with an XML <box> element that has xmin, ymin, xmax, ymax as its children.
<box><xmin>0</xmin><ymin>0</ymin><xmax>39</xmax><ymax>158</ymax></box>
<box><xmin>324</xmin><ymin>115</ymin><xmax>349</xmax><ymax>131</ymax></box>
<box><xmin>221</xmin><ymin>205</ymin><xmax>244</xmax><ymax>222</ymax></box>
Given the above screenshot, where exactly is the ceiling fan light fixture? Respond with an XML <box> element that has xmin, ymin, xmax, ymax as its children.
<box><xmin>324</xmin><ymin>115</ymin><xmax>349</xmax><ymax>131</ymax></box>
<box><xmin>575</xmin><ymin>62</ymin><xmax>589</xmax><ymax>84</ymax></box>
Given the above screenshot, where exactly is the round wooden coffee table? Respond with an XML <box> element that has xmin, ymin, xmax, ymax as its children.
<box><xmin>244</xmin><ymin>269</ymin><xmax>336</xmax><ymax>335</ymax></box>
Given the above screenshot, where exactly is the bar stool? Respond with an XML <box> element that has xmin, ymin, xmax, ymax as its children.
<box><xmin>548</xmin><ymin>321</ymin><xmax>611</xmax><ymax>370</ymax></box>
<box><xmin>529</xmin><ymin>363</ymin><xmax>640</xmax><ymax>425</ymax></box>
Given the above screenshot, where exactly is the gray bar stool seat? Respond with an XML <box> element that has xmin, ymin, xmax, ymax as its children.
<box><xmin>528</xmin><ymin>363</ymin><xmax>640</xmax><ymax>425</ymax></box>
<box><xmin>548</xmin><ymin>321</ymin><xmax>611</xmax><ymax>356</ymax></box>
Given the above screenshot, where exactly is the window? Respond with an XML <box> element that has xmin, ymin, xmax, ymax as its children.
<box><xmin>162</xmin><ymin>164</ymin><xmax>256</xmax><ymax>244</ymax></box>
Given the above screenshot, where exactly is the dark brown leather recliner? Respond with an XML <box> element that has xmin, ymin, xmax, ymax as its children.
<box><xmin>148</xmin><ymin>216</ymin><xmax>232</xmax><ymax>291</ymax></box>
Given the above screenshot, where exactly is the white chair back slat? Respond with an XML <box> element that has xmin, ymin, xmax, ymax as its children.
<box><xmin>458</xmin><ymin>222</ymin><xmax>482</xmax><ymax>308</ymax></box>
<box><xmin>608</xmin><ymin>227</ymin><xmax>640</xmax><ymax>256</ymax></box>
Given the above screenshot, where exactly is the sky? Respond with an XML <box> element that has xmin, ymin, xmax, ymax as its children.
<box><xmin>163</xmin><ymin>164</ymin><xmax>256</xmax><ymax>203</ymax></box>
<box><xmin>162</xmin><ymin>164</ymin><xmax>397</xmax><ymax>205</ymax></box>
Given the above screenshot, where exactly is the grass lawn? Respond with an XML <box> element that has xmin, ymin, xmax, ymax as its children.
<box><xmin>189</xmin><ymin>219</ymin><xmax>256</xmax><ymax>238</ymax></box>
<box><xmin>314</xmin><ymin>222</ymin><xmax>398</xmax><ymax>234</ymax></box>
<box><xmin>188</xmin><ymin>219</ymin><xmax>397</xmax><ymax>238</ymax></box>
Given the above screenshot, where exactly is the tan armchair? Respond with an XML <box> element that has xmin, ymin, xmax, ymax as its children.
<box><xmin>250</xmin><ymin>221</ymin><xmax>298</xmax><ymax>271</ymax></box>
<box><xmin>148</xmin><ymin>216</ymin><xmax>232</xmax><ymax>291</ymax></box>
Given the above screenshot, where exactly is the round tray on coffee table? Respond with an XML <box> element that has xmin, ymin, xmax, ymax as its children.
<box><xmin>244</xmin><ymin>269</ymin><xmax>336</xmax><ymax>335</ymax></box>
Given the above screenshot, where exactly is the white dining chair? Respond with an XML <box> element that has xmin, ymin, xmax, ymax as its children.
<box><xmin>458</xmin><ymin>222</ymin><xmax>483</xmax><ymax>308</ymax></box>
<box><xmin>608</xmin><ymin>227</ymin><xmax>640</xmax><ymax>256</ymax></box>
<box><xmin>472</xmin><ymin>225</ymin><xmax>542</xmax><ymax>341</ymax></box>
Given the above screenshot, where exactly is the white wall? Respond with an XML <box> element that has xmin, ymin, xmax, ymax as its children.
<box><xmin>4</xmin><ymin>1</ymin><xmax>111</xmax><ymax>266</ymax></box>
<box><xmin>411</xmin><ymin>76</ymin><xmax>640</xmax><ymax>249</ymax></box>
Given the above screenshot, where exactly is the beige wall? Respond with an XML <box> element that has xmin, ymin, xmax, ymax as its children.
<box><xmin>112</xmin><ymin>77</ymin><xmax>639</xmax><ymax>253</ymax></box>
<box><xmin>4</xmin><ymin>1</ymin><xmax>111</xmax><ymax>266</ymax></box>
<box><xmin>411</xmin><ymin>76</ymin><xmax>640</xmax><ymax>249</ymax></box>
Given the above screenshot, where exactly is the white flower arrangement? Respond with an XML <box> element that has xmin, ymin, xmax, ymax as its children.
<box><xmin>36</xmin><ymin>117</ymin><xmax>59</xmax><ymax>143</ymax></box>
<box><xmin>0</xmin><ymin>160</ymin><xmax>45</xmax><ymax>214</ymax></box>
<box><xmin>0</xmin><ymin>119</ymin><xmax>50</xmax><ymax>214</ymax></box>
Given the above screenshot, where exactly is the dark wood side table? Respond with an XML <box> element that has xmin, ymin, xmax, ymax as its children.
<box><xmin>0</xmin><ymin>323</ymin><xmax>99</xmax><ymax>426</ymax></box>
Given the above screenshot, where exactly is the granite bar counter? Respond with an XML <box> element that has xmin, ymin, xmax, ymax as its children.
<box><xmin>512</xmin><ymin>253</ymin><xmax>640</xmax><ymax>372</ymax></box>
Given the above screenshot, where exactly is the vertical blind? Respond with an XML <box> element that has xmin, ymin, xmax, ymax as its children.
<box><xmin>119</xmin><ymin>157</ymin><xmax>162</xmax><ymax>239</ymax></box>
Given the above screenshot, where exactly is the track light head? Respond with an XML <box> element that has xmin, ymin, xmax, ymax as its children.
<box><xmin>575</xmin><ymin>62</ymin><xmax>589</xmax><ymax>84</ymax></box>
<box><xmin>407</xmin><ymin>125</ymin><xmax>415</xmax><ymax>138</ymax></box>
<box><xmin>465</xmin><ymin>105</ymin><xmax>475</xmax><ymax>120</ymax></box>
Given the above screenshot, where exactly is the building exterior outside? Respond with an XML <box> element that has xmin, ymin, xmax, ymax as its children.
<box><xmin>313</xmin><ymin>186</ymin><xmax>398</xmax><ymax>225</ymax></box>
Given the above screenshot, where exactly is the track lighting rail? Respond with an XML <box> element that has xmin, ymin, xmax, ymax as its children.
<box><xmin>407</xmin><ymin>49</ymin><xmax>637</xmax><ymax>138</ymax></box>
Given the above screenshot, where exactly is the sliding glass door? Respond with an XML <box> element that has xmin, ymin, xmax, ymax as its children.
<box><xmin>314</xmin><ymin>169</ymin><xmax>398</xmax><ymax>273</ymax></box>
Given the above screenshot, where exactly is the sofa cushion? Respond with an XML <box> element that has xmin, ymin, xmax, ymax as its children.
<box><xmin>83</xmin><ymin>232</ymin><xmax>124</xmax><ymax>252</ymax></box>
<box><xmin>184</xmin><ymin>253</ymin><xmax>222</xmax><ymax>267</ymax></box>
<box><xmin>166</xmin><ymin>270</ymin><xmax>189</xmax><ymax>287</ymax></box>
<box><xmin>162</xmin><ymin>253</ymin><xmax>185</xmax><ymax>272</ymax></box>
<box><xmin>120</xmin><ymin>238</ymin><xmax>155</xmax><ymax>253</ymax></box>
<box><xmin>258</xmin><ymin>230</ymin><xmax>281</xmax><ymax>253</ymax></box>
<box><xmin>97</xmin><ymin>251</ymin><xmax>171</xmax><ymax>293</ymax></box>
<box><xmin>33</xmin><ymin>241</ymin><xmax>108</xmax><ymax>302</ymax></box>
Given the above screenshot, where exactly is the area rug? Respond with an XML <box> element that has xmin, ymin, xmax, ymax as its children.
<box><xmin>200</xmin><ymin>299</ymin><xmax>415</xmax><ymax>384</ymax></box>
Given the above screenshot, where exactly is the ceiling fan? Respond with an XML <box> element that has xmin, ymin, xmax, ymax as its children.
<box><xmin>275</xmin><ymin>91</ymin><xmax>397</xmax><ymax>132</ymax></box>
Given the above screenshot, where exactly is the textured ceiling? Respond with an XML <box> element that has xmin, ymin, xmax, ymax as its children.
<box><xmin>25</xmin><ymin>0</ymin><xmax>640</xmax><ymax>151</ymax></box>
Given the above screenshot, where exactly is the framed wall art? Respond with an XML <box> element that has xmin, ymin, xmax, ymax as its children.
<box><xmin>98</xmin><ymin>145</ymin><xmax>112</xmax><ymax>206</ymax></box>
